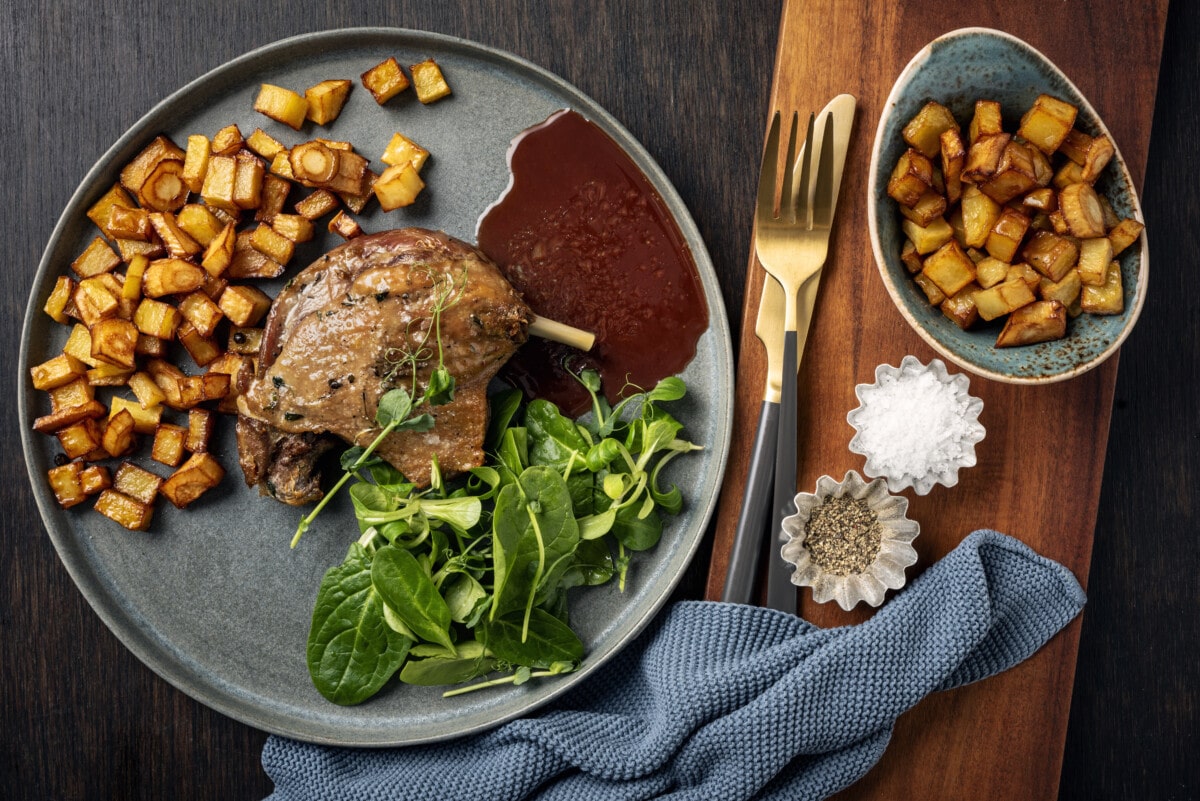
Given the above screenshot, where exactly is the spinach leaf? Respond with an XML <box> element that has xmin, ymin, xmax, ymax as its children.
<box><xmin>371</xmin><ymin>546</ymin><xmax>455</xmax><ymax>652</ymax></box>
<box><xmin>526</xmin><ymin>399</ymin><xmax>589</xmax><ymax>470</ymax></box>
<box><xmin>307</xmin><ymin>543</ymin><xmax>412</xmax><ymax>705</ymax></box>
<box><xmin>399</xmin><ymin>640</ymin><xmax>496</xmax><ymax>686</ymax></box>
<box><xmin>485</xmin><ymin>389</ymin><xmax>523</xmax><ymax>452</ymax></box>
<box><xmin>612</xmin><ymin>502</ymin><xmax>663</xmax><ymax>551</ymax></box>
<box><xmin>442</xmin><ymin>572</ymin><xmax>490</xmax><ymax>626</ymax></box>
<box><xmin>481</xmin><ymin>608</ymin><xmax>584</xmax><ymax>668</ymax></box>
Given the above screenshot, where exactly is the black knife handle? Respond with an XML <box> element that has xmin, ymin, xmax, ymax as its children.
<box><xmin>766</xmin><ymin>330</ymin><xmax>799</xmax><ymax>613</ymax></box>
<box><xmin>721</xmin><ymin>399</ymin><xmax>780</xmax><ymax>604</ymax></box>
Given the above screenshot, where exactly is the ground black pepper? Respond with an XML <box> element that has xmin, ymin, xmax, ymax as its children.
<box><xmin>803</xmin><ymin>496</ymin><xmax>883</xmax><ymax>575</ymax></box>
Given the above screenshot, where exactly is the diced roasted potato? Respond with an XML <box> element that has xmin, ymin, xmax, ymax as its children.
<box><xmin>1080</xmin><ymin>260</ymin><xmax>1124</xmax><ymax>315</ymax></box>
<box><xmin>985</xmin><ymin>207</ymin><xmax>1032</xmax><ymax>263</ymax></box>
<box><xmin>175</xmin><ymin>204</ymin><xmax>225</xmax><ymax>247</ymax></box>
<box><xmin>921</xmin><ymin>240</ymin><xmax>977</xmax><ymax>297</ymax></box>
<box><xmin>294</xmin><ymin>188</ymin><xmax>339</xmax><ymax>220</ymax></box>
<box><xmin>142</xmin><ymin>258</ymin><xmax>206</xmax><ymax>297</ymax></box>
<box><xmin>995</xmin><ymin>300</ymin><xmax>1068</xmax><ymax>347</ymax></box>
<box><xmin>148</xmin><ymin>212</ymin><xmax>202</xmax><ymax>259</ymax></box>
<box><xmin>105</xmin><ymin>205</ymin><xmax>153</xmax><ymax>241</ymax></box>
<box><xmin>1076</xmin><ymin>237</ymin><xmax>1113</xmax><ymax>287</ymax></box>
<box><xmin>373</xmin><ymin>163</ymin><xmax>425</xmax><ymax>211</ymax></box>
<box><xmin>902</xmin><ymin>101</ymin><xmax>959</xmax><ymax>159</ymax></box>
<box><xmin>232</xmin><ymin>151</ymin><xmax>265</xmax><ymax>210</ymax></box>
<box><xmin>959</xmin><ymin>185</ymin><xmax>1002</xmax><ymax>248</ymax></box>
<box><xmin>47</xmin><ymin>462</ymin><xmax>88</xmax><ymax>508</ymax></box>
<box><xmin>72</xmin><ymin>276</ymin><xmax>119</xmax><ymax>327</ymax></box>
<box><xmin>182</xmin><ymin>134</ymin><xmax>212</xmax><ymax>193</ymax></box>
<box><xmin>127</xmin><ymin>371</ymin><xmax>167</xmax><ymax>409</ymax></box>
<box><xmin>1017</xmin><ymin>94</ymin><xmax>1078</xmax><ymax>155</ymax></box>
<box><xmin>160</xmin><ymin>452</ymin><xmax>225</xmax><ymax>509</ymax></box>
<box><xmin>939</xmin><ymin>128</ymin><xmax>966</xmax><ymax>204</ymax></box>
<box><xmin>218</xmin><ymin>284</ymin><xmax>272</xmax><ymax>327</ymax></box>
<box><xmin>210</xmin><ymin>123</ymin><xmax>244</xmax><ymax>156</ymax></box>
<box><xmin>900</xmin><ymin>240</ymin><xmax>923</xmax><ymax>274</ymax></box>
<box><xmin>177</xmin><ymin>321</ymin><xmax>222</xmax><ymax>367</ymax></box>
<box><xmin>328</xmin><ymin>210</ymin><xmax>363</xmax><ymax>240</ymax></box>
<box><xmin>44</xmin><ymin>276</ymin><xmax>77</xmax><ymax>324</ymax></box>
<box><xmin>1006</xmin><ymin>262</ymin><xmax>1041</xmax><ymax>293</ymax></box>
<box><xmin>249</xmin><ymin>223</ymin><xmax>295</xmax><ymax>264</ymax></box>
<box><xmin>974</xmin><ymin>256</ymin><xmax>1009</xmax><ymax>289</ymax></box>
<box><xmin>201</xmin><ymin>154</ymin><xmax>238</xmax><ymax>211</ymax></box>
<box><xmin>898</xmin><ymin>191</ymin><xmax>947</xmax><ymax>228</ymax></box>
<box><xmin>1038</xmin><ymin>268</ymin><xmax>1083</xmax><ymax>310</ymax></box>
<box><xmin>940</xmin><ymin>283</ymin><xmax>980</xmax><ymax>330</ymax></box>
<box><xmin>979</xmin><ymin>140</ymin><xmax>1040</xmax><ymax>204</ymax></box>
<box><xmin>56</xmin><ymin>418</ymin><xmax>104</xmax><ymax>459</ymax></box>
<box><xmin>114</xmin><ymin>237</ymin><xmax>165</xmax><ymax>263</ymax></box>
<box><xmin>109</xmin><ymin>396</ymin><xmax>162</xmax><ymax>435</ymax></box>
<box><xmin>201</xmin><ymin>221</ymin><xmax>237</xmax><ymax>277</ymax></box>
<box><xmin>339</xmin><ymin>169</ymin><xmax>377</xmax><ymax>214</ymax></box>
<box><xmin>913</xmin><ymin>271</ymin><xmax>947</xmax><ymax>305</ymax></box>
<box><xmin>270</xmin><ymin>214</ymin><xmax>314</xmax><ymax>243</ymax></box>
<box><xmin>1022</xmin><ymin>187</ymin><xmax>1057</xmax><ymax>213</ymax></box>
<box><xmin>133</xmin><ymin>297</ymin><xmax>181</xmax><ymax>340</ymax></box>
<box><xmin>968</xmin><ymin>99</ymin><xmax>1003</xmax><ymax>145</ymax></box>
<box><xmin>887</xmin><ymin>148</ymin><xmax>934</xmax><ymax>207</ymax></box>
<box><xmin>33</xmin><ymin>396</ymin><xmax>107</xmax><ymax>435</ymax></box>
<box><xmin>80</xmin><ymin>464</ymin><xmax>112</xmax><ymax>495</ymax></box>
<box><xmin>227</xmin><ymin>230</ymin><xmax>285</xmax><ymax>279</ymax></box>
<box><xmin>255</xmin><ymin>174</ymin><xmax>290</xmax><ymax>222</ymax></box>
<box><xmin>961</xmin><ymin>132</ymin><xmax>1010</xmax><ymax>183</ymax></box>
<box><xmin>381</xmin><ymin>132</ymin><xmax>430</xmax><ymax>171</ymax></box>
<box><xmin>71</xmin><ymin>236</ymin><xmax>121</xmax><ymax>278</ymax></box>
<box><xmin>305</xmin><ymin>79</ymin><xmax>353</xmax><ymax>124</ymax></box>
<box><xmin>113</xmin><ymin>461</ymin><xmax>164</xmax><ymax>505</ymax></box>
<box><xmin>95</xmin><ymin>489</ymin><xmax>154</xmax><ymax>531</ymax></box>
<box><xmin>1021</xmin><ymin>230</ymin><xmax>1079</xmax><ymax>282</ymax></box>
<box><xmin>152</xmin><ymin>423</ymin><xmax>188</xmax><ymax>467</ymax></box>
<box><xmin>253</xmin><ymin>83</ymin><xmax>309</xmax><ymax>130</ymax></box>
<box><xmin>31</xmin><ymin>353</ymin><xmax>88</xmax><ymax>391</ymax></box>
<box><xmin>178</xmin><ymin>291</ymin><xmax>225</xmax><ymax>337</ymax></box>
<box><xmin>410</xmin><ymin>59</ymin><xmax>452</xmax><ymax>104</ymax></box>
<box><xmin>90</xmin><ymin>317</ymin><xmax>139</xmax><ymax>369</ymax></box>
<box><xmin>87</xmin><ymin>362</ymin><xmax>134</xmax><ymax>387</ymax></box>
<box><xmin>186</xmin><ymin>408</ymin><xmax>215</xmax><ymax>453</ymax></box>
<box><xmin>361</xmin><ymin>57</ymin><xmax>410</xmax><ymax>104</ymax></box>
<box><xmin>901</xmin><ymin>216</ymin><xmax>954</xmax><ymax>255</ymax></box>
<box><xmin>269</xmin><ymin>150</ymin><xmax>295</xmax><ymax>180</ymax></box>
<box><xmin>974</xmin><ymin>277</ymin><xmax>1037</xmax><ymax>321</ymax></box>
<box><xmin>86</xmin><ymin>183</ymin><xmax>135</xmax><ymax>230</ymax></box>
<box><xmin>1108</xmin><ymin>217</ymin><xmax>1144</xmax><ymax>256</ymax></box>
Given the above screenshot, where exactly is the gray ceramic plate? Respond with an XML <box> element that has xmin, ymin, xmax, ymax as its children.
<box><xmin>18</xmin><ymin>28</ymin><xmax>733</xmax><ymax>746</ymax></box>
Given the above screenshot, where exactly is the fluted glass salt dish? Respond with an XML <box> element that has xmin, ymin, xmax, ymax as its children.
<box><xmin>780</xmin><ymin>470</ymin><xmax>919</xmax><ymax>611</ymax></box>
<box><xmin>846</xmin><ymin>355</ymin><xmax>985</xmax><ymax>495</ymax></box>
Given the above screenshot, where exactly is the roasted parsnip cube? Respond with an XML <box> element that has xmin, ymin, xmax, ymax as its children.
<box><xmin>186</xmin><ymin>408</ymin><xmax>215</xmax><ymax>453</ymax></box>
<box><xmin>254</xmin><ymin>83</ymin><xmax>308</xmax><ymax>130</ymax></box>
<box><xmin>960</xmin><ymin>185</ymin><xmax>1002</xmax><ymax>249</ymax></box>
<box><xmin>115</xmin><ymin>237</ymin><xmax>165</xmax><ymax>263</ymax></box>
<box><xmin>985</xmin><ymin>207</ymin><xmax>1032</xmax><ymax>263</ymax></box>
<box><xmin>201</xmin><ymin>154</ymin><xmax>238</xmax><ymax>211</ymax></box>
<box><xmin>974</xmin><ymin>256</ymin><xmax>1010</xmax><ymax>289</ymax></box>
<box><xmin>86</xmin><ymin>183</ymin><xmax>135</xmax><ymax>229</ymax></box>
<box><xmin>95</xmin><ymin>490</ymin><xmax>154</xmax><ymax>531</ymax></box>
<box><xmin>210</xmin><ymin>124</ymin><xmax>244</xmax><ymax>156</ymax></box>
<box><xmin>305</xmin><ymin>79</ymin><xmax>352</xmax><ymax>124</ymax></box>
<box><xmin>1108</xmin><ymin>218</ymin><xmax>1145</xmax><ymax>256</ymax></box>
<box><xmin>902</xmin><ymin>101</ymin><xmax>959</xmax><ymax>159</ymax></box>
<box><xmin>1080</xmin><ymin>261</ymin><xmax>1124</xmax><ymax>315</ymax></box>
<box><xmin>373</xmin><ymin>163</ymin><xmax>425</xmax><ymax>211</ymax></box>
<box><xmin>80</xmin><ymin>464</ymin><xmax>112</xmax><ymax>495</ymax></box>
<box><xmin>96</xmin><ymin>272</ymin><xmax>136</xmax><ymax>320</ymax></box>
<box><xmin>175</xmin><ymin>203</ymin><xmax>224</xmax><ymax>247</ymax></box>
<box><xmin>113</xmin><ymin>461</ymin><xmax>164</xmax><ymax>504</ymax></box>
<box><xmin>269</xmin><ymin>150</ymin><xmax>295</xmax><ymax>179</ymax></box>
<box><xmin>44</xmin><ymin>276</ymin><xmax>77</xmax><ymax>324</ymax></box>
<box><xmin>901</xmin><ymin>216</ymin><xmax>954</xmax><ymax>255</ymax></box>
<box><xmin>921</xmin><ymin>240</ymin><xmax>977</xmax><ymax>297</ymax></box>
<box><xmin>979</xmin><ymin>140</ymin><xmax>1039</xmax><ymax>204</ymax></box>
<box><xmin>913</xmin><ymin>272</ymin><xmax>947</xmax><ymax>305</ymax></box>
<box><xmin>110</xmin><ymin>396</ymin><xmax>162</xmax><ymax>435</ymax></box>
<box><xmin>961</xmin><ymin>132</ymin><xmax>1010</xmax><ymax>183</ymax></box>
<box><xmin>142</xmin><ymin>258</ymin><xmax>206</xmax><ymax>297</ymax></box>
<box><xmin>294</xmin><ymin>188</ymin><xmax>339</xmax><ymax>220</ymax></box>
<box><xmin>47</xmin><ymin>462</ymin><xmax>88</xmax><ymax>508</ymax></box>
<box><xmin>148</xmin><ymin>212</ymin><xmax>202</xmax><ymax>258</ymax></box>
<box><xmin>218</xmin><ymin>285</ymin><xmax>272</xmax><ymax>327</ymax></box>
<box><xmin>381</xmin><ymin>132</ymin><xmax>430</xmax><ymax>171</ymax></box>
<box><xmin>1038</xmin><ymin>269</ymin><xmax>1083</xmax><ymax>309</ymax></box>
<box><xmin>968</xmin><ymin>99</ymin><xmax>1003</xmax><ymax>145</ymax></box>
<box><xmin>178</xmin><ymin>291</ymin><xmax>225</xmax><ymax>337</ymax></box>
<box><xmin>940</xmin><ymin>128</ymin><xmax>966</xmax><ymax>204</ymax></box>
<box><xmin>1022</xmin><ymin>187</ymin><xmax>1057</xmax><ymax>213</ymax></box>
<box><xmin>1021</xmin><ymin>230</ymin><xmax>1080</xmax><ymax>282</ymax></box>
<box><xmin>339</xmin><ymin>169</ymin><xmax>377</xmax><ymax>214</ymax></box>
<box><xmin>202</xmin><ymin>273</ymin><xmax>228</xmax><ymax>301</ymax></box>
<box><xmin>135</xmin><ymin>334</ymin><xmax>167</xmax><ymax>358</ymax></box>
<box><xmin>327</xmin><ymin>149</ymin><xmax>369</xmax><ymax>196</ymax></box>
<box><xmin>105</xmin><ymin>204</ymin><xmax>153</xmax><ymax>241</ymax></box>
<box><xmin>1053</xmin><ymin>160</ymin><xmax>1087</xmax><ymax>189</ymax></box>
<box><xmin>361</xmin><ymin>57</ymin><xmax>410</xmax><ymax>104</ymax></box>
<box><xmin>290</xmin><ymin>140</ymin><xmax>339</xmax><ymax>185</ymax></box>
<box><xmin>182</xmin><ymin>134</ymin><xmax>212</xmax><ymax>193</ymax></box>
<box><xmin>151</xmin><ymin>423</ymin><xmax>188</xmax><ymax>467</ymax></box>
<box><xmin>198</xmin><ymin>372</ymin><xmax>231</xmax><ymax>402</ymax></box>
<box><xmin>1076</xmin><ymin>237</ymin><xmax>1113</xmax><ymax>287</ymax></box>
<box><xmin>900</xmin><ymin>240</ymin><xmax>924</xmax><ymax>275</ymax></box>
<box><xmin>160</xmin><ymin>452</ymin><xmax>225</xmax><ymax>509</ymax></box>
<box><xmin>201</xmin><ymin>221</ymin><xmax>237</xmax><ymax>277</ymax></box>
<box><xmin>249</xmin><ymin>223</ymin><xmax>294</xmax><ymax>264</ymax></box>
<box><xmin>227</xmin><ymin>230</ymin><xmax>285</xmax><ymax>279</ymax></box>
<box><xmin>270</xmin><ymin>213</ymin><xmax>314</xmax><ymax>243</ymax></box>
<box><xmin>73</xmin><ymin>276</ymin><xmax>119</xmax><ymax>327</ymax></box>
<box><xmin>328</xmin><ymin>210</ymin><xmax>363</xmax><ymax>240</ymax></box>
<box><xmin>255</xmin><ymin>174</ymin><xmax>291</xmax><ymax>222</ymax></box>
<box><xmin>31</xmin><ymin>353</ymin><xmax>87</xmax><ymax>391</ymax></box>
<box><xmin>410</xmin><ymin>59</ymin><xmax>451</xmax><ymax>104</ymax></box>
<box><xmin>90</xmin><ymin>317</ymin><xmax>138</xmax><ymax>369</ymax></box>
<box><xmin>1017</xmin><ymin>94</ymin><xmax>1078</xmax><ymax>155</ymax></box>
<box><xmin>232</xmin><ymin>151</ymin><xmax>265</xmax><ymax>210</ymax></box>
<box><xmin>57</xmin><ymin>418</ymin><xmax>104</xmax><ymax>459</ymax></box>
<box><xmin>887</xmin><ymin>148</ymin><xmax>934</xmax><ymax>207</ymax></box>
<box><xmin>127</xmin><ymin>371</ymin><xmax>167</xmax><ymax>409</ymax></box>
<box><xmin>71</xmin><ymin>236</ymin><xmax>121</xmax><ymax>278</ymax></box>
<box><xmin>1059</xmin><ymin>182</ymin><xmax>1106</xmax><ymax>238</ymax></box>
<box><xmin>133</xmin><ymin>297</ymin><xmax>181</xmax><ymax>340</ymax></box>
<box><xmin>941</xmin><ymin>283</ymin><xmax>980</xmax><ymax>330</ymax></box>
<box><xmin>1080</xmin><ymin>134</ymin><xmax>1114</xmax><ymax>182</ymax></box>
<box><xmin>996</xmin><ymin>300</ymin><xmax>1068</xmax><ymax>347</ymax></box>
<box><xmin>137</xmin><ymin>159</ymin><xmax>188</xmax><ymax>212</ymax></box>
<box><xmin>898</xmin><ymin>191</ymin><xmax>948</xmax><ymax>229</ymax></box>
<box><xmin>1057</xmin><ymin>129</ymin><xmax>1093</xmax><ymax>165</ymax></box>
<box><xmin>120</xmin><ymin>135</ymin><xmax>186</xmax><ymax>194</ymax></box>
<box><xmin>974</xmin><ymin>277</ymin><xmax>1036</xmax><ymax>321</ymax></box>
<box><xmin>177</xmin><ymin>321</ymin><xmax>222</xmax><ymax>367</ymax></box>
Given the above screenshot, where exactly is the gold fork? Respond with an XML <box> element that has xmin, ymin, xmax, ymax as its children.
<box><xmin>755</xmin><ymin>109</ymin><xmax>836</xmax><ymax>612</ymax></box>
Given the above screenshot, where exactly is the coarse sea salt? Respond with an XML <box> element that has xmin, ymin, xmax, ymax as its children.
<box><xmin>847</xmin><ymin>356</ymin><xmax>985</xmax><ymax>495</ymax></box>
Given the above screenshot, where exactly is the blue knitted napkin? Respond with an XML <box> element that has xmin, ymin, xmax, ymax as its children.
<box><xmin>262</xmin><ymin>529</ymin><xmax>1084</xmax><ymax>801</ymax></box>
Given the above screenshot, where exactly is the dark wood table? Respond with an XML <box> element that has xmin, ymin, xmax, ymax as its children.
<box><xmin>2</xmin><ymin>2</ymin><xmax>1195</xmax><ymax>799</ymax></box>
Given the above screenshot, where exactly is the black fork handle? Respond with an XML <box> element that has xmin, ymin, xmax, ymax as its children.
<box><xmin>721</xmin><ymin>399</ymin><xmax>780</xmax><ymax>604</ymax></box>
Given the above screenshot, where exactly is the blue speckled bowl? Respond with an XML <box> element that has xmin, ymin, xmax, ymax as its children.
<box><xmin>867</xmin><ymin>28</ymin><xmax>1148</xmax><ymax>384</ymax></box>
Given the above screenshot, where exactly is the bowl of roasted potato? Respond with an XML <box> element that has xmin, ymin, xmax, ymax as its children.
<box><xmin>867</xmin><ymin>27</ymin><xmax>1148</xmax><ymax>384</ymax></box>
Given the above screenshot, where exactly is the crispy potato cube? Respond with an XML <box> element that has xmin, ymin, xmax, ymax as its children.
<box><xmin>31</xmin><ymin>353</ymin><xmax>88</xmax><ymax>391</ymax></box>
<box><xmin>201</xmin><ymin>272</ymin><xmax>229</xmax><ymax>301</ymax></box>
<box><xmin>887</xmin><ymin>148</ymin><xmax>934</xmax><ymax>207</ymax></box>
<box><xmin>56</xmin><ymin>418</ymin><xmax>104</xmax><ymax>459</ymax></box>
<box><xmin>902</xmin><ymin>216</ymin><xmax>954</xmax><ymax>255</ymax></box>
<box><xmin>160</xmin><ymin>452</ymin><xmax>225</xmax><ymax>509</ymax></box>
<box><xmin>913</xmin><ymin>272</ymin><xmax>947</xmax><ymax>305</ymax></box>
<box><xmin>339</xmin><ymin>169</ymin><xmax>376</xmax><ymax>214</ymax></box>
<box><xmin>328</xmin><ymin>210</ymin><xmax>363</xmax><ymax>240</ymax></box>
<box><xmin>33</xmin><ymin>398</ymin><xmax>106</xmax><ymax>435</ymax></box>
<box><xmin>1022</xmin><ymin>187</ymin><xmax>1057</xmax><ymax>213</ymax></box>
<box><xmin>72</xmin><ymin>277</ymin><xmax>119</xmax><ymax>327</ymax></box>
<box><xmin>177</xmin><ymin>321</ymin><xmax>222</xmax><ymax>367</ymax></box>
<box><xmin>1022</xmin><ymin>230</ymin><xmax>1080</xmax><ymax>282</ymax></box>
<box><xmin>62</xmin><ymin>324</ymin><xmax>99</xmax><ymax>367</ymax></box>
<box><xmin>86</xmin><ymin>362</ymin><xmax>133</xmax><ymax>387</ymax></box>
<box><xmin>921</xmin><ymin>240</ymin><xmax>977</xmax><ymax>297</ymax></box>
<box><xmin>89</xmin><ymin>317</ymin><xmax>138</xmax><ymax>368</ymax></box>
<box><xmin>974</xmin><ymin>277</ymin><xmax>1037</xmax><ymax>321</ymax></box>
<box><xmin>133</xmin><ymin>297</ymin><xmax>181</xmax><ymax>340</ymax></box>
<box><xmin>305</xmin><ymin>79</ymin><xmax>352</xmax><ymax>124</ymax></box>
<box><xmin>1059</xmin><ymin>182</ymin><xmax>1106</xmax><ymax>238</ymax></box>
<box><xmin>47</xmin><ymin>462</ymin><xmax>88</xmax><ymax>508</ymax></box>
<box><xmin>373</xmin><ymin>163</ymin><xmax>425</xmax><ymax>211</ymax></box>
<box><xmin>381</xmin><ymin>132</ymin><xmax>430</xmax><ymax>171</ymax></box>
<box><xmin>120</xmin><ymin>135</ymin><xmax>186</xmax><ymax>194</ymax></box>
<box><xmin>980</xmin><ymin>140</ymin><xmax>1040</xmax><ymax>204</ymax></box>
<box><xmin>242</xmin><ymin>129</ymin><xmax>284</xmax><ymax>163</ymax></box>
<box><xmin>898</xmin><ymin>191</ymin><xmax>947</xmax><ymax>229</ymax></box>
<box><xmin>135</xmin><ymin>334</ymin><xmax>167</xmax><ymax>358</ymax></box>
<box><xmin>1080</xmin><ymin>261</ymin><xmax>1124</xmax><ymax>314</ymax></box>
<box><xmin>1039</xmin><ymin>268</ymin><xmax>1083</xmax><ymax>309</ymax></box>
<box><xmin>218</xmin><ymin>284</ymin><xmax>272</xmax><ymax>327</ymax></box>
<box><xmin>178</xmin><ymin>291</ymin><xmax>225</xmax><ymax>337</ymax></box>
<box><xmin>110</xmin><ymin>396</ymin><xmax>162</xmax><ymax>435</ymax></box>
<box><xmin>142</xmin><ymin>258</ymin><xmax>206</xmax><ymax>297</ymax></box>
<box><xmin>410</xmin><ymin>59</ymin><xmax>451</xmax><ymax>104</ymax></box>
<box><xmin>80</xmin><ymin>464</ymin><xmax>112</xmax><ymax>495</ymax></box>
<box><xmin>148</xmin><ymin>212</ymin><xmax>202</xmax><ymax>258</ymax></box>
<box><xmin>1077</xmin><ymin>237</ymin><xmax>1114</xmax><ymax>287</ymax></box>
<box><xmin>200</xmin><ymin>154</ymin><xmax>238</xmax><ymax>211</ymax></box>
<box><xmin>294</xmin><ymin>188</ymin><xmax>339</xmax><ymax>220</ymax></box>
<box><xmin>113</xmin><ymin>462</ymin><xmax>163</xmax><ymax>505</ymax></box>
<box><xmin>249</xmin><ymin>223</ymin><xmax>295</xmax><ymax>264</ymax></box>
<box><xmin>186</xmin><ymin>408</ymin><xmax>215</xmax><ymax>453</ymax></box>
<box><xmin>44</xmin><ymin>276</ymin><xmax>77</xmax><ymax>324</ymax></box>
<box><xmin>115</xmin><ymin>237</ymin><xmax>165</xmax><ymax>263</ymax></box>
<box><xmin>902</xmin><ymin>101</ymin><xmax>959</xmax><ymax>159</ymax></box>
<box><xmin>182</xmin><ymin>134</ymin><xmax>212</xmax><ymax>193</ymax></box>
<box><xmin>361</xmin><ymin>57</ymin><xmax>409</xmax><ymax>104</ymax></box>
<box><xmin>985</xmin><ymin>207</ymin><xmax>1032</xmax><ymax>263</ymax></box>
<box><xmin>268</xmin><ymin>150</ymin><xmax>295</xmax><ymax>180</ymax></box>
<box><xmin>941</xmin><ymin>283</ymin><xmax>980</xmax><ymax>330</ymax></box>
<box><xmin>71</xmin><ymin>236</ymin><xmax>121</xmax><ymax>278</ymax></box>
<box><xmin>968</xmin><ymin>99</ymin><xmax>1003</xmax><ymax>145</ymax></box>
<box><xmin>996</xmin><ymin>300</ymin><xmax>1068</xmax><ymax>347</ymax></box>
<box><xmin>1017</xmin><ymin>94</ymin><xmax>1078</xmax><ymax>155</ymax></box>
<box><xmin>210</xmin><ymin>124</ymin><xmax>244</xmax><ymax>156</ymax></box>
<box><xmin>270</xmin><ymin>213</ymin><xmax>314</xmax><ymax>243</ymax></box>
<box><xmin>900</xmin><ymin>240</ymin><xmax>923</xmax><ymax>274</ymax></box>
<box><xmin>232</xmin><ymin>151</ymin><xmax>265</xmax><ymax>210</ymax></box>
<box><xmin>127</xmin><ymin>371</ymin><xmax>167</xmax><ymax>409</ymax></box>
<box><xmin>254</xmin><ymin>83</ymin><xmax>308</xmax><ymax>130</ymax></box>
<box><xmin>94</xmin><ymin>490</ymin><xmax>154</xmax><ymax>531</ymax></box>
<box><xmin>227</xmin><ymin>230</ymin><xmax>285</xmax><ymax>279</ymax></box>
<box><xmin>175</xmin><ymin>204</ymin><xmax>224</xmax><ymax>247</ymax></box>
<box><xmin>255</xmin><ymin>174</ymin><xmax>290</xmax><ymax>222</ymax></box>
<box><xmin>50</xmin><ymin>377</ymin><xmax>95</xmax><ymax>411</ymax></box>
<box><xmin>137</xmin><ymin>159</ymin><xmax>188</xmax><ymax>212</ymax></box>
<box><xmin>960</xmin><ymin>185</ymin><xmax>1002</xmax><ymax>249</ymax></box>
<box><xmin>200</xmin><ymin>221</ymin><xmax>237</xmax><ymax>278</ymax></box>
<box><xmin>961</xmin><ymin>132</ymin><xmax>1010</xmax><ymax>184</ymax></box>
<box><xmin>86</xmin><ymin>183</ymin><xmax>135</xmax><ymax>229</ymax></box>
<box><xmin>151</xmin><ymin>423</ymin><xmax>188</xmax><ymax>467</ymax></box>
<box><xmin>1108</xmin><ymin>218</ymin><xmax>1145</xmax><ymax>256</ymax></box>
<box><xmin>939</xmin><ymin>128</ymin><xmax>966</xmax><ymax>204</ymax></box>
<box><xmin>1006</xmin><ymin>262</ymin><xmax>1041</xmax><ymax>293</ymax></box>
<box><xmin>974</xmin><ymin>256</ymin><xmax>1010</xmax><ymax>289</ymax></box>
<box><xmin>105</xmin><ymin>204</ymin><xmax>153</xmax><ymax>241</ymax></box>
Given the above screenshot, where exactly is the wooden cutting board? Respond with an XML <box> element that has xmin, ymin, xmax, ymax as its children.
<box><xmin>703</xmin><ymin>1</ymin><xmax>1167</xmax><ymax>798</ymax></box>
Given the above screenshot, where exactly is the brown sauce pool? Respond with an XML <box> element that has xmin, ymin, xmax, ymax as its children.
<box><xmin>477</xmin><ymin>109</ymin><xmax>708</xmax><ymax>417</ymax></box>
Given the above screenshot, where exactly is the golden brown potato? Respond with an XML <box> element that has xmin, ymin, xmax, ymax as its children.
<box><xmin>253</xmin><ymin>84</ymin><xmax>308</xmax><ymax>129</ymax></box>
<box><xmin>1017</xmin><ymin>94</ymin><xmax>1078</xmax><ymax>155</ymax></box>
<box><xmin>921</xmin><ymin>240</ymin><xmax>977</xmax><ymax>297</ymax></box>
<box><xmin>361</xmin><ymin>57</ymin><xmax>410</xmax><ymax>104</ymax></box>
<box><xmin>160</xmin><ymin>452</ymin><xmax>225</xmax><ymax>508</ymax></box>
<box><xmin>411</xmin><ymin>59</ymin><xmax>452</xmax><ymax>104</ymax></box>
<box><xmin>995</xmin><ymin>300</ymin><xmax>1068</xmax><ymax>347</ymax></box>
<box><xmin>902</xmin><ymin>101</ymin><xmax>959</xmax><ymax>159</ymax></box>
<box><xmin>305</xmin><ymin>79</ymin><xmax>352</xmax><ymax>124</ymax></box>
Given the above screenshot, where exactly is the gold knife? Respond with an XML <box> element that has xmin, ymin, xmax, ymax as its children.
<box><xmin>722</xmin><ymin>94</ymin><xmax>856</xmax><ymax>605</ymax></box>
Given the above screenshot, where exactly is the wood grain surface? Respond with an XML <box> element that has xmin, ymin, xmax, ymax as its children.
<box><xmin>1</xmin><ymin>1</ymin><xmax>1196</xmax><ymax>800</ymax></box>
